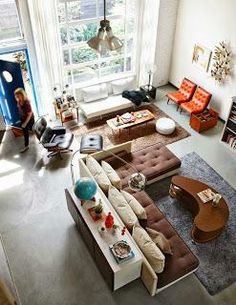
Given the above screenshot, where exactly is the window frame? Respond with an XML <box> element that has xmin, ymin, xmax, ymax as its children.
<box><xmin>57</xmin><ymin>0</ymin><xmax>139</xmax><ymax>90</ymax></box>
<box><xmin>0</xmin><ymin>0</ymin><xmax>24</xmax><ymax>45</ymax></box>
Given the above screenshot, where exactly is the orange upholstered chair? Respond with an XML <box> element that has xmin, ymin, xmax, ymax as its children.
<box><xmin>180</xmin><ymin>87</ymin><xmax>212</xmax><ymax>115</ymax></box>
<box><xmin>166</xmin><ymin>78</ymin><xmax>197</xmax><ymax>110</ymax></box>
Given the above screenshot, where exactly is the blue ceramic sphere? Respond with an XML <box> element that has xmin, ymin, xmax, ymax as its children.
<box><xmin>74</xmin><ymin>177</ymin><xmax>97</xmax><ymax>201</ymax></box>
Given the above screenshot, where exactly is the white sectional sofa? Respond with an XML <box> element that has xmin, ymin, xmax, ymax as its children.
<box><xmin>78</xmin><ymin>77</ymin><xmax>136</xmax><ymax>121</ymax></box>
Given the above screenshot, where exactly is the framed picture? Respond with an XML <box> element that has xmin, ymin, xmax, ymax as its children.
<box><xmin>192</xmin><ymin>44</ymin><xmax>212</xmax><ymax>72</ymax></box>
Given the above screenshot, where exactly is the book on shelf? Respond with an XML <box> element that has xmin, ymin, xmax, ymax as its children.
<box><xmin>197</xmin><ymin>188</ymin><xmax>216</xmax><ymax>203</ymax></box>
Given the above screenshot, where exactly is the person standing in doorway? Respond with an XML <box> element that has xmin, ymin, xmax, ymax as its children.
<box><xmin>14</xmin><ymin>88</ymin><xmax>35</xmax><ymax>153</ymax></box>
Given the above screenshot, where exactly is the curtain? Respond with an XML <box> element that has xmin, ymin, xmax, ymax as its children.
<box><xmin>27</xmin><ymin>0</ymin><xmax>63</xmax><ymax>118</ymax></box>
<box><xmin>138</xmin><ymin>0</ymin><xmax>160</xmax><ymax>87</ymax></box>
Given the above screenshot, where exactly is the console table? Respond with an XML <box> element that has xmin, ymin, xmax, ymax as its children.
<box><xmin>65</xmin><ymin>161</ymin><xmax>142</xmax><ymax>291</ymax></box>
<box><xmin>169</xmin><ymin>176</ymin><xmax>229</xmax><ymax>243</ymax></box>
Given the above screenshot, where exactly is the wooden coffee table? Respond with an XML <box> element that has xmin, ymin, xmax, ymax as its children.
<box><xmin>169</xmin><ymin>176</ymin><xmax>229</xmax><ymax>243</ymax></box>
<box><xmin>106</xmin><ymin>109</ymin><xmax>155</xmax><ymax>135</ymax></box>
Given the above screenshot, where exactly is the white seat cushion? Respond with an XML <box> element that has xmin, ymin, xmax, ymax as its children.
<box><xmin>80</xmin><ymin>95</ymin><xmax>133</xmax><ymax>119</ymax></box>
<box><xmin>155</xmin><ymin>118</ymin><xmax>176</xmax><ymax>135</ymax></box>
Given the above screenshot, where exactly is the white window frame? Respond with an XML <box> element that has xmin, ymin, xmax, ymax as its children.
<box><xmin>57</xmin><ymin>0</ymin><xmax>140</xmax><ymax>91</ymax></box>
<box><xmin>0</xmin><ymin>0</ymin><xmax>25</xmax><ymax>47</ymax></box>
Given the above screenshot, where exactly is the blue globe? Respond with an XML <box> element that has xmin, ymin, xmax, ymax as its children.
<box><xmin>74</xmin><ymin>177</ymin><xmax>97</xmax><ymax>201</ymax></box>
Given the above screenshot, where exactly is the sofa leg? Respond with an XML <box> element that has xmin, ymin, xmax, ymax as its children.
<box><xmin>176</xmin><ymin>105</ymin><xmax>179</xmax><ymax>111</ymax></box>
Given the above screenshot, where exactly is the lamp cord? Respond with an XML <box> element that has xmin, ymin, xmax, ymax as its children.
<box><xmin>104</xmin><ymin>0</ymin><xmax>106</xmax><ymax>21</ymax></box>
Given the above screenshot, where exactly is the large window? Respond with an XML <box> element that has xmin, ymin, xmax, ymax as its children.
<box><xmin>0</xmin><ymin>0</ymin><xmax>22</xmax><ymax>42</ymax></box>
<box><xmin>57</xmin><ymin>0</ymin><xmax>138</xmax><ymax>87</ymax></box>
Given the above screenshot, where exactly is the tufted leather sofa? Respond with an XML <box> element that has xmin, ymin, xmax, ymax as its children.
<box><xmin>180</xmin><ymin>87</ymin><xmax>212</xmax><ymax>115</ymax></box>
<box><xmin>166</xmin><ymin>78</ymin><xmax>197</xmax><ymax>110</ymax></box>
<box><xmin>100</xmin><ymin>143</ymin><xmax>199</xmax><ymax>295</ymax></box>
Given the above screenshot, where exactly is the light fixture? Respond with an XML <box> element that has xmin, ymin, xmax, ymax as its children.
<box><xmin>87</xmin><ymin>0</ymin><xmax>123</xmax><ymax>53</ymax></box>
<box><xmin>70</xmin><ymin>149</ymin><xmax>146</xmax><ymax>192</ymax></box>
<box><xmin>145</xmin><ymin>63</ymin><xmax>157</xmax><ymax>91</ymax></box>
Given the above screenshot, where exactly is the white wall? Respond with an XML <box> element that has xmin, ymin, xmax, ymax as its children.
<box><xmin>153</xmin><ymin>0</ymin><xmax>179</xmax><ymax>87</ymax></box>
<box><xmin>169</xmin><ymin>0</ymin><xmax>236</xmax><ymax>120</ymax></box>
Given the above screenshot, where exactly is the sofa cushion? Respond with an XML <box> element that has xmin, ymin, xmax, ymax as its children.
<box><xmin>79</xmin><ymin>95</ymin><xmax>133</xmax><ymax>119</ymax></box>
<box><xmin>132</xmin><ymin>191</ymin><xmax>199</xmax><ymax>288</ymax></box>
<box><xmin>86</xmin><ymin>155</ymin><xmax>111</xmax><ymax>193</ymax></box>
<box><xmin>108</xmin><ymin>186</ymin><xmax>138</xmax><ymax>230</ymax></box>
<box><xmin>104</xmin><ymin>143</ymin><xmax>181</xmax><ymax>188</ymax></box>
<box><xmin>101</xmin><ymin>161</ymin><xmax>121</xmax><ymax>189</ymax></box>
<box><xmin>81</xmin><ymin>83</ymin><xmax>108</xmax><ymax>103</ymax></box>
<box><xmin>146</xmin><ymin>227</ymin><xmax>173</xmax><ymax>255</ymax></box>
<box><xmin>110</xmin><ymin>77</ymin><xmax>135</xmax><ymax>95</ymax></box>
<box><xmin>121</xmin><ymin>190</ymin><xmax>147</xmax><ymax>220</ymax></box>
<box><xmin>132</xmin><ymin>223</ymin><xmax>165</xmax><ymax>273</ymax></box>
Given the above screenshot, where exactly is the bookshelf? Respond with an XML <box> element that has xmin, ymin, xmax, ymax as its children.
<box><xmin>221</xmin><ymin>97</ymin><xmax>236</xmax><ymax>152</ymax></box>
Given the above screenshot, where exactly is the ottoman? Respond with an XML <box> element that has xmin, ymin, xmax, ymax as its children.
<box><xmin>156</xmin><ymin>118</ymin><xmax>176</xmax><ymax>135</ymax></box>
<box><xmin>80</xmin><ymin>134</ymin><xmax>103</xmax><ymax>154</ymax></box>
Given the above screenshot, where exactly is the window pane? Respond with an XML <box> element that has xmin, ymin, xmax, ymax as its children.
<box><xmin>110</xmin><ymin>19</ymin><xmax>125</xmax><ymax>36</ymax></box>
<box><xmin>60</xmin><ymin>27</ymin><xmax>68</xmax><ymax>45</ymax></box>
<box><xmin>71</xmin><ymin>45</ymin><xmax>97</xmax><ymax>64</ymax></box>
<box><xmin>0</xmin><ymin>0</ymin><xmax>21</xmax><ymax>41</ymax></box>
<box><xmin>63</xmin><ymin>50</ymin><xmax>70</xmax><ymax>65</ymax></box>
<box><xmin>69</xmin><ymin>23</ymin><xmax>97</xmax><ymax>44</ymax></box>
<box><xmin>58</xmin><ymin>3</ymin><xmax>66</xmax><ymax>23</ymax></box>
<box><xmin>65</xmin><ymin>70</ymin><xmax>72</xmax><ymax>85</ymax></box>
<box><xmin>99</xmin><ymin>0</ymin><xmax>125</xmax><ymax>17</ymax></box>
<box><xmin>101</xmin><ymin>58</ymin><xmax>124</xmax><ymax>76</ymax></box>
<box><xmin>127</xmin><ymin>37</ymin><xmax>133</xmax><ymax>54</ymax></box>
<box><xmin>73</xmin><ymin>64</ymin><xmax>98</xmax><ymax>83</ymax></box>
<box><xmin>67</xmin><ymin>0</ymin><xmax>96</xmax><ymax>21</ymax></box>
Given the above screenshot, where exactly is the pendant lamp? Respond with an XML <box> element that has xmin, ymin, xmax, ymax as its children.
<box><xmin>87</xmin><ymin>0</ymin><xmax>123</xmax><ymax>53</ymax></box>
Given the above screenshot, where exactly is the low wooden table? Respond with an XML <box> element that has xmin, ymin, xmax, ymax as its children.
<box><xmin>106</xmin><ymin>109</ymin><xmax>155</xmax><ymax>135</ymax></box>
<box><xmin>169</xmin><ymin>176</ymin><xmax>229</xmax><ymax>243</ymax></box>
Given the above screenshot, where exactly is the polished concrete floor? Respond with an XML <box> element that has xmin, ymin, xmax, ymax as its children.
<box><xmin>0</xmin><ymin>85</ymin><xmax>235</xmax><ymax>305</ymax></box>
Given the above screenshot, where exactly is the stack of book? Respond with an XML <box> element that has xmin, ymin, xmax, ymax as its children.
<box><xmin>197</xmin><ymin>188</ymin><xmax>216</xmax><ymax>203</ymax></box>
<box><xmin>109</xmin><ymin>240</ymin><xmax>134</xmax><ymax>264</ymax></box>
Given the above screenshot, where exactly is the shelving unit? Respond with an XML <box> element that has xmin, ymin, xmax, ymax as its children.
<box><xmin>221</xmin><ymin>97</ymin><xmax>236</xmax><ymax>152</ymax></box>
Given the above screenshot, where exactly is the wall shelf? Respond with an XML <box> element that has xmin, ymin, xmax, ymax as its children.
<box><xmin>221</xmin><ymin>98</ymin><xmax>236</xmax><ymax>152</ymax></box>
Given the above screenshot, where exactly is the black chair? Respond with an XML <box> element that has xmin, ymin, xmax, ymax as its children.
<box><xmin>33</xmin><ymin>117</ymin><xmax>74</xmax><ymax>158</ymax></box>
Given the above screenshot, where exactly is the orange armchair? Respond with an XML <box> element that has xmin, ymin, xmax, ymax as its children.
<box><xmin>180</xmin><ymin>87</ymin><xmax>212</xmax><ymax>115</ymax></box>
<box><xmin>166</xmin><ymin>78</ymin><xmax>197</xmax><ymax>110</ymax></box>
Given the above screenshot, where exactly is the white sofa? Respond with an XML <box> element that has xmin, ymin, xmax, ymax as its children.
<box><xmin>78</xmin><ymin>77</ymin><xmax>136</xmax><ymax>121</ymax></box>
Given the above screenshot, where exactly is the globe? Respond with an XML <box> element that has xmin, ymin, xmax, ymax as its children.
<box><xmin>74</xmin><ymin>178</ymin><xmax>97</xmax><ymax>201</ymax></box>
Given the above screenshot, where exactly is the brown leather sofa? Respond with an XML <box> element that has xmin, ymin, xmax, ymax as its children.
<box><xmin>97</xmin><ymin>142</ymin><xmax>199</xmax><ymax>295</ymax></box>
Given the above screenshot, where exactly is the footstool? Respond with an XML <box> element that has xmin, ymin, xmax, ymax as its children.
<box><xmin>156</xmin><ymin>118</ymin><xmax>176</xmax><ymax>135</ymax></box>
<box><xmin>80</xmin><ymin>134</ymin><xmax>103</xmax><ymax>154</ymax></box>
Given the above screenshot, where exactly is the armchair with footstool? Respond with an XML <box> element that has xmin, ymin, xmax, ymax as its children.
<box><xmin>33</xmin><ymin>117</ymin><xmax>74</xmax><ymax>158</ymax></box>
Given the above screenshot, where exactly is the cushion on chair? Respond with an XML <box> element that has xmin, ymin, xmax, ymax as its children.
<box><xmin>181</xmin><ymin>86</ymin><xmax>212</xmax><ymax>114</ymax></box>
<box><xmin>110</xmin><ymin>77</ymin><xmax>135</xmax><ymax>95</ymax></box>
<box><xmin>167</xmin><ymin>78</ymin><xmax>197</xmax><ymax>105</ymax></box>
<box><xmin>155</xmin><ymin>118</ymin><xmax>176</xmax><ymax>135</ymax></box>
<box><xmin>52</xmin><ymin>132</ymin><xmax>74</xmax><ymax>149</ymax></box>
<box><xmin>101</xmin><ymin>161</ymin><xmax>121</xmax><ymax>189</ymax></box>
<box><xmin>81</xmin><ymin>83</ymin><xmax>108</xmax><ymax>103</ymax></box>
<box><xmin>80</xmin><ymin>134</ymin><xmax>103</xmax><ymax>154</ymax></box>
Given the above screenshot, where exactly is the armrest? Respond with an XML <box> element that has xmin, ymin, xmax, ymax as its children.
<box><xmin>52</xmin><ymin>126</ymin><xmax>66</xmax><ymax>135</ymax></box>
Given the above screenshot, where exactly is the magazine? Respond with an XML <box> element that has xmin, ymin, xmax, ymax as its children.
<box><xmin>197</xmin><ymin>188</ymin><xmax>216</xmax><ymax>203</ymax></box>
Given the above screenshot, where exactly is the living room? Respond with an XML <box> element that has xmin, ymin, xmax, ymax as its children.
<box><xmin>0</xmin><ymin>0</ymin><xmax>235</xmax><ymax>305</ymax></box>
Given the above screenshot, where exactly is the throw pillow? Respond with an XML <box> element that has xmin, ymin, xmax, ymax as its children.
<box><xmin>132</xmin><ymin>223</ymin><xmax>165</xmax><ymax>273</ymax></box>
<box><xmin>120</xmin><ymin>190</ymin><xmax>147</xmax><ymax>220</ymax></box>
<box><xmin>110</xmin><ymin>77</ymin><xmax>135</xmax><ymax>95</ymax></box>
<box><xmin>146</xmin><ymin>228</ymin><xmax>173</xmax><ymax>255</ymax></box>
<box><xmin>81</xmin><ymin>83</ymin><xmax>108</xmax><ymax>103</ymax></box>
<box><xmin>101</xmin><ymin>161</ymin><xmax>121</xmax><ymax>190</ymax></box>
<box><xmin>86</xmin><ymin>155</ymin><xmax>111</xmax><ymax>193</ymax></box>
<box><xmin>108</xmin><ymin>186</ymin><xmax>138</xmax><ymax>229</ymax></box>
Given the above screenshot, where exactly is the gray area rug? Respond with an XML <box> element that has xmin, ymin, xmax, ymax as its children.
<box><xmin>145</xmin><ymin>152</ymin><xmax>236</xmax><ymax>295</ymax></box>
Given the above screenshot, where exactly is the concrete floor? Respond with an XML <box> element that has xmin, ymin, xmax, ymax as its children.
<box><xmin>0</xmin><ymin>85</ymin><xmax>235</xmax><ymax>305</ymax></box>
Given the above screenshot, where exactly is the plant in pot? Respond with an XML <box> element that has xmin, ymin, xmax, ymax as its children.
<box><xmin>94</xmin><ymin>200</ymin><xmax>103</xmax><ymax>219</ymax></box>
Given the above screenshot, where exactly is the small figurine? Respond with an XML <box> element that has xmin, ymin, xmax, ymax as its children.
<box><xmin>105</xmin><ymin>212</ymin><xmax>114</xmax><ymax>229</ymax></box>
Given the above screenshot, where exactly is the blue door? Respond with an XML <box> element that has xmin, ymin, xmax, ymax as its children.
<box><xmin>0</xmin><ymin>59</ymin><xmax>25</xmax><ymax>126</ymax></box>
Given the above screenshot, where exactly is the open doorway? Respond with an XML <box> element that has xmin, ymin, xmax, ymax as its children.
<box><xmin>0</xmin><ymin>49</ymin><xmax>38</xmax><ymax>128</ymax></box>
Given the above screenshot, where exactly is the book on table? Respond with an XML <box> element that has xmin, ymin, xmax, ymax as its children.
<box><xmin>197</xmin><ymin>188</ymin><xmax>216</xmax><ymax>203</ymax></box>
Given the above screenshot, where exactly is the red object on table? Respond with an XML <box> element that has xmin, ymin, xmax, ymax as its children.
<box><xmin>105</xmin><ymin>212</ymin><xmax>114</xmax><ymax>229</ymax></box>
